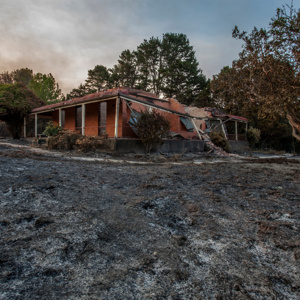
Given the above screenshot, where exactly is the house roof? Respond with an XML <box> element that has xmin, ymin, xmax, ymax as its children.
<box><xmin>202</xmin><ymin>107</ymin><xmax>248</xmax><ymax>122</ymax></box>
<box><xmin>119</xmin><ymin>92</ymin><xmax>197</xmax><ymax>119</ymax></box>
<box><xmin>30</xmin><ymin>87</ymin><xmax>248</xmax><ymax>122</ymax></box>
<box><xmin>30</xmin><ymin>87</ymin><xmax>198</xmax><ymax>119</ymax></box>
<box><xmin>31</xmin><ymin>88</ymin><xmax>126</xmax><ymax>114</ymax></box>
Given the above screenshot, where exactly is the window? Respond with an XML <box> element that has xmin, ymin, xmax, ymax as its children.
<box><xmin>61</xmin><ymin>109</ymin><xmax>65</xmax><ymax>128</ymax></box>
<box><xmin>128</xmin><ymin>109</ymin><xmax>141</xmax><ymax>135</ymax></box>
<box><xmin>180</xmin><ymin>117</ymin><xmax>194</xmax><ymax>132</ymax></box>
<box><xmin>75</xmin><ymin>106</ymin><xmax>82</xmax><ymax>133</ymax></box>
<box><xmin>98</xmin><ymin>102</ymin><xmax>107</xmax><ymax>135</ymax></box>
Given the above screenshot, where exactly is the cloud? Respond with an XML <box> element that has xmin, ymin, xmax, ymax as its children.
<box><xmin>190</xmin><ymin>36</ymin><xmax>243</xmax><ymax>78</ymax></box>
<box><xmin>0</xmin><ymin>0</ymin><xmax>146</xmax><ymax>93</ymax></box>
<box><xmin>1</xmin><ymin>0</ymin><xmax>299</xmax><ymax>94</ymax></box>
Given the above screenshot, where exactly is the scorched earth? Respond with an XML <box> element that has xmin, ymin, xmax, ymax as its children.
<box><xmin>0</xmin><ymin>143</ymin><xmax>300</xmax><ymax>299</ymax></box>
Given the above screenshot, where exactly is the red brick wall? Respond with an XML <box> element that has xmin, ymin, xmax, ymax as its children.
<box><xmin>123</xmin><ymin>99</ymin><xmax>198</xmax><ymax>139</ymax></box>
<box><xmin>85</xmin><ymin>103</ymin><xmax>98</xmax><ymax>136</ymax></box>
<box><xmin>118</xmin><ymin>100</ymin><xmax>123</xmax><ymax>137</ymax></box>
<box><xmin>50</xmin><ymin>96</ymin><xmax>198</xmax><ymax>139</ymax></box>
<box><xmin>121</xmin><ymin>99</ymin><xmax>131</xmax><ymax>137</ymax></box>
<box><xmin>106</xmin><ymin>98</ymin><xmax>123</xmax><ymax>138</ymax></box>
<box><xmin>65</xmin><ymin>107</ymin><xmax>76</xmax><ymax>131</ymax></box>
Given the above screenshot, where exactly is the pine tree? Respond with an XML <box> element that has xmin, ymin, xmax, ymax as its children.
<box><xmin>85</xmin><ymin>65</ymin><xmax>110</xmax><ymax>93</ymax></box>
<box><xmin>160</xmin><ymin>33</ymin><xmax>206</xmax><ymax>105</ymax></box>
<box><xmin>117</xmin><ymin>50</ymin><xmax>138</xmax><ymax>88</ymax></box>
<box><xmin>66</xmin><ymin>83</ymin><xmax>88</xmax><ymax>100</ymax></box>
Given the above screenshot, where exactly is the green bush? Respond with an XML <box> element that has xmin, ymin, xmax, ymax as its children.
<box><xmin>0</xmin><ymin>83</ymin><xmax>45</xmax><ymax>139</ymax></box>
<box><xmin>43</xmin><ymin>121</ymin><xmax>62</xmax><ymax>136</ymax></box>
<box><xmin>135</xmin><ymin>110</ymin><xmax>170</xmax><ymax>154</ymax></box>
<box><xmin>210</xmin><ymin>131</ymin><xmax>231</xmax><ymax>152</ymax></box>
<box><xmin>247</xmin><ymin>127</ymin><xmax>261</xmax><ymax>149</ymax></box>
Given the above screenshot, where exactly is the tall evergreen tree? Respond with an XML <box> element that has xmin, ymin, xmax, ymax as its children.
<box><xmin>85</xmin><ymin>65</ymin><xmax>110</xmax><ymax>93</ymax></box>
<box><xmin>193</xmin><ymin>80</ymin><xmax>218</xmax><ymax>108</ymax></box>
<box><xmin>108</xmin><ymin>65</ymin><xmax>122</xmax><ymax>88</ymax></box>
<box><xmin>68</xmin><ymin>33</ymin><xmax>208</xmax><ymax>105</ymax></box>
<box><xmin>117</xmin><ymin>50</ymin><xmax>138</xmax><ymax>88</ymax></box>
<box><xmin>160</xmin><ymin>33</ymin><xmax>206</xmax><ymax>105</ymax></box>
<box><xmin>66</xmin><ymin>83</ymin><xmax>88</xmax><ymax>100</ymax></box>
<box><xmin>136</xmin><ymin>37</ymin><xmax>162</xmax><ymax>95</ymax></box>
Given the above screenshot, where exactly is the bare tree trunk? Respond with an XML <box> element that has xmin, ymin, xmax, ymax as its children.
<box><xmin>287</xmin><ymin>107</ymin><xmax>300</xmax><ymax>142</ymax></box>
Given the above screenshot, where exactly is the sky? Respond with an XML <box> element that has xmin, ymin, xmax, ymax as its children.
<box><xmin>1</xmin><ymin>0</ymin><xmax>299</xmax><ymax>95</ymax></box>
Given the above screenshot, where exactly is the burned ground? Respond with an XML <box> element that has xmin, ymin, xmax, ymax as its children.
<box><xmin>0</xmin><ymin>144</ymin><xmax>300</xmax><ymax>299</ymax></box>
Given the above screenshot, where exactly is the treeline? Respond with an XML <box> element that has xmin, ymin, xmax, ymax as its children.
<box><xmin>211</xmin><ymin>3</ymin><xmax>300</xmax><ymax>152</ymax></box>
<box><xmin>67</xmin><ymin>33</ymin><xmax>212</xmax><ymax>106</ymax></box>
<box><xmin>0</xmin><ymin>68</ymin><xmax>64</xmax><ymax>104</ymax></box>
<box><xmin>0</xmin><ymin>33</ymin><xmax>214</xmax><ymax>107</ymax></box>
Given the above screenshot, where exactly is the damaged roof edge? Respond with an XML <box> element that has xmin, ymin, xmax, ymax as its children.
<box><xmin>119</xmin><ymin>93</ymin><xmax>207</xmax><ymax>119</ymax></box>
<box><xmin>30</xmin><ymin>88</ymin><xmax>130</xmax><ymax>114</ymax></box>
<box><xmin>30</xmin><ymin>88</ymin><xmax>206</xmax><ymax>120</ymax></box>
<box><xmin>29</xmin><ymin>87</ymin><xmax>248</xmax><ymax>122</ymax></box>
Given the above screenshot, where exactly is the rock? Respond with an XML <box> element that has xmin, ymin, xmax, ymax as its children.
<box><xmin>34</xmin><ymin>217</ymin><xmax>54</xmax><ymax>228</ymax></box>
<box><xmin>171</xmin><ymin>235</ymin><xmax>187</xmax><ymax>246</ymax></box>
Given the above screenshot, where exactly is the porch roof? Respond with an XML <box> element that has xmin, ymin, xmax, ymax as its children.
<box><xmin>30</xmin><ymin>87</ymin><xmax>203</xmax><ymax>120</ymax></box>
<box><xmin>30</xmin><ymin>88</ymin><xmax>124</xmax><ymax>114</ymax></box>
<box><xmin>30</xmin><ymin>87</ymin><xmax>247</xmax><ymax>122</ymax></box>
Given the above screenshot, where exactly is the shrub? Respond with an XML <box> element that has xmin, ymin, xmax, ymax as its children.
<box><xmin>75</xmin><ymin>135</ymin><xmax>104</xmax><ymax>152</ymax></box>
<box><xmin>210</xmin><ymin>131</ymin><xmax>231</xmax><ymax>152</ymax></box>
<box><xmin>247</xmin><ymin>127</ymin><xmax>261</xmax><ymax>149</ymax></box>
<box><xmin>43</xmin><ymin>121</ymin><xmax>62</xmax><ymax>136</ymax></box>
<box><xmin>48</xmin><ymin>129</ymin><xmax>105</xmax><ymax>152</ymax></box>
<box><xmin>135</xmin><ymin>110</ymin><xmax>170</xmax><ymax>154</ymax></box>
<box><xmin>48</xmin><ymin>130</ymin><xmax>81</xmax><ymax>150</ymax></box>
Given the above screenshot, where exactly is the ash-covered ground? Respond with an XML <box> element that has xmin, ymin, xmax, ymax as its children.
<box><xmin>0</xmin><ymin>142</ymin><xmax>300</xmax><ymax>299</ymax></box>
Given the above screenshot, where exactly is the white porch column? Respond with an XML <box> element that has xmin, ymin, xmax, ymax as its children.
<box><xmin>24</xmin><ymin>116</ymin><xmax>26</xmax><ymax>138</ymax></box>
<box><xmin>59</xmin><ymin>108</ymin><xmax>62</xmax><ymax>127</ymax></box>
<box><xmin>235</xmin><ymin>120</ymin><xmax>238</xmax><ymax>141</ymax></box>
<box><xmin>220</xmin><ymin>119</ymin><xmax>226</xmax><ymax>136</ymax></box>
<box><xmin>115</xmin><ymin>97</ymin><xmax>120</xmax><ymax>138</ymax></box>
<box><xmin>82</xmin><ymin>104</ymin><xmax>86</xmax><ymax>135</ymax></box>
<box><xmin>190</xmin><ymin>118</ymin><xmax>202</xmax><ymax>140</ymax></box>
<box><xmin>35</xmin><ymin>114</ymin><xmax>38</xmax><ymax>137</ymax></box>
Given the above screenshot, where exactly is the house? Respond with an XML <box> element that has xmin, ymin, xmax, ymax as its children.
<box><xmin>26</xmin><ymin>87</ymin><xmax>248</xmax><ymax>152</ymax></box>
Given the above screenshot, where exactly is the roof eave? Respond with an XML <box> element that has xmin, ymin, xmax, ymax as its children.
<box><xmin>30</xmin><ymin>89</ymin><xmax>128</xmax><ymax>114</ymax></box>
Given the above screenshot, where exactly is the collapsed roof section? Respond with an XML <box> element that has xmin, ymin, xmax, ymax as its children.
<box><xmin>201</xmin><ymin>107</ymin><xmax>248</xmax><ymax>122</ymax></box>
<box><xmin>184</xmin><ymin>106</ymin><xmax>248</xmax><ymax>122</ymax></box>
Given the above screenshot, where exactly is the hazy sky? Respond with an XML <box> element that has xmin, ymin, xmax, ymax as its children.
<box><xmin>1</xmin><ymin>0</ymin><xmax>298</xmax><ymax>94</ymax></box>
